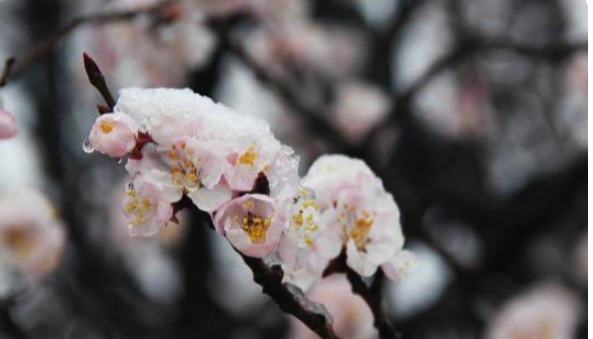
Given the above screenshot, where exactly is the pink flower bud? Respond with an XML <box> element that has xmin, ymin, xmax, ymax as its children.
<box><xmin>89</xmin><ymin>113</ymin><xmax>139</xmax><ymax>158</ymax></box>
<box><xmin>0</xmin><ymin>109</ymin><xmax>16</xmax><ymax>140</ymax></box>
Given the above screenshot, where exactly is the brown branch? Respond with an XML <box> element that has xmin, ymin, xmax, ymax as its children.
<box><xmin>0</xmin><ymin>0</ymin><xmax>174</xmax><ymax>88</ymax></box>
<box><xmin>239</xmin><ymin>253</ymin><xmax>342</xmax><ymax>339</ymax></box>
<box><xmin>346</xmin><ymin>266</ymin><xmax>400</xmax><ymax>339</ymax></box>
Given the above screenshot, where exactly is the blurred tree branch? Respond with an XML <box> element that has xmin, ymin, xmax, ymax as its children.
<box><xmin>0</xmin><ymin>0</ymin><xmax>175</xmax><ymax>88</ymax></box>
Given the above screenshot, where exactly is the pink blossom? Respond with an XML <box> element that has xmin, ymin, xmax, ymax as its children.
<box><xmin>288</xmin><ymin>275</ymin><xmax>375</xmax><ymax>339</ymax></box>
<box><xmin>160</xmin><ymin>137</ymin><xmax>232</xmax><ymax>212</ymax></box>
<box><xmin>486</xmin><ymin>284</ymin><xmax>580</xmax><ymax>339</ymax></box>
<box><xmin>332</xmin><ymin>81</ymin><xmax>390</xmax><ymax>143</ymax></box>
<box><xmin>89</xmin><ymin>113</ymin><xmax>139</xmax><ymax>158</ymax></box>
<box><xmin>302</xmin><ymin>155</ymin><xmax>409</xmax><ymax>277</ymax></box>
<box><xmin>116</xmin><ymin>87</ymin><xmax>290</xmax><ymax>196</ymax></box>
<box><xmin>248</xmin><ymin>21</ymin><xmax>365</xmax><ymax>79</ymax></box>
<box><xmin>0</xmin><ymin>98</ymin><xmax>16</xmax><ymax>140</ymax></box>
<box><xmin>214</xmin><ymin>194</ymin><xmax>283</xmax><ymax>258</ymax></box>
<box><xmin>0</xmin><ymin>190</ymin><xmax>65</xmax><ymax>280</ymax></box>
<box><xmin>124</xmin><ymin>170</ymin><xmax>183</xmax><ymax>237</ymax></box>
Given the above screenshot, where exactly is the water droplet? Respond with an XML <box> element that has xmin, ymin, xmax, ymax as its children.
<box><xmin>117</xmin><ymin>158</ymin><xmax>123</xmax><ymax>164</ymax></box>
<box><xmin>82</xmin><ymin>137</ymin><xmax>94</xmax><ymax>154</ymax></box>
<box><xmin>126</xmin><ymin>182</ymin><xmax>134</xmax><ymax>192</ymax></box>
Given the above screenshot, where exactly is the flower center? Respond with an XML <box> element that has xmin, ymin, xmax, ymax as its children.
<box><xmin>168</xmin><ymin>142</ymin><xmax>201</xmax><ymax>190</ymax></box>
<box><xmin>99</xmin><ymin>119</ymin><xmax>115</xmax><ymax>134</ymax></box>
<box><xmin>124</xmin><ymin>189</ymin><xmax>156</xmax><ymax>227</ymax></box>
<box><xmin>5</xmin><ymin>227</ymin><xmax>35</xmax><ymax>259</ymax></box>
<box><xmin>237</xmin><ymin>146</ymin><xmax>258</xmax><ymax>168</ymax></box>
<box><xmin>292</xmin><ymin>199</ymin><xmax>320</xmax><ymax>247</ymax></box>
<box><xmin>349</xmin><ymin>210</ymin><xmax>374</xmax><ymax>251</ymax></box>
<box><xmin>241</xmin><ymin>212</ymin><xmax>271</xmax><ymax>243</ymax></box>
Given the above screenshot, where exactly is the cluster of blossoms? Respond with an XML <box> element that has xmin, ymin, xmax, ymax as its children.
<box><xmin>86</xmin><ymin>87</ymin><xmax>413</xmax><ymax>291</ymax></box>
<box><xmin>73</xmin><ymin>0</ymin><xmax>309</xmax><ymax>89</ymax></box>
<box><xmin>0</xmin><ymin>96</ymin><xmax>17</xmax><ymax>140</ymax></box>
<box><xmin>0</xmin><ymin>190</ymin><xmax>65</xmax><ymax>292</ymax></box>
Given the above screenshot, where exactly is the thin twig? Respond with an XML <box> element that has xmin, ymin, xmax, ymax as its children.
<box><xmin>0</xmin><ymin>0</ymin><xmax>174</xmax><ymax>88</ymax></box>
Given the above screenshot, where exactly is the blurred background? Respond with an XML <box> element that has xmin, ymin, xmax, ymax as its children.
<box><xmin>0</xmin><ymin>0</ymin><xmax>587</xmax><ymax>338</ymax></box>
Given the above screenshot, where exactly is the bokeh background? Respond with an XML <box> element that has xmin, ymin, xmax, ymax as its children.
<box><xmin>0</xmin><ymin>0</ymin><xmax>587</xmax><ymax>338</ymax></box>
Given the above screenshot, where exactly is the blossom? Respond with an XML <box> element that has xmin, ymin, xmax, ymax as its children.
<box><xmin>381</xmin><ymin>249</ymin><xmax>416</xmax><ymax>282</ymax></box>
<box><xmin>0</xmin><ymin>97</ymin><xmax>16</xmax><ymax>140</ymax></box>
<box><xmin>0</xmin><ymin>190</ymin><xmax>65</xmax><ymax>281</ymax></box>
<box><xmin>248</xmin><ymin>20</ymin><xmax>365</xmax><ymax>79</ymax></box>
<box><xmin>214</xmin><ymin>194</ymin><xmax>283</xmax><ymax>258</ymax></box>
<box><xmin>89</xmin><ymin>113</ymin><xmax>139</xmax><ymax>157</ymax></box>
<box><xmin>486</xmin><ymin>284</ymin><xmax>580</xmax><ymax>339</ymax></box>
<box><xmin>160</xmin><ymin>137</ymin><xmax>231</xmax><ymax>212</ymax></box>
<box><xmin>72</xmin><ymin>1</ymin><xmax>216</xmax><ymax>88</ymax></box>
<box><xmin>302</xmin><ymin>154</ymin><xmax>410</xmax><ymax>278</ymax></box>
<box><xmin>332</xmin><ymin>81</ymin><xmax>390</xmax><ymax>143</ymax></box>
<box><xmin>124</xmin><ymin>169</ymin><xmax>183</xmax><ymax>237</ymax></box>
<box><xmin>115</xmin><ymin>87</ymin><xmax>294</xmax><ymax>195</ymax></box>
<box><xmin>288</xmin><ymin>275</ymin><xmax>375</xmax><ymax>339</ymax></box>
<box><xmin>81</xmin><ymin>87</ymin><xmax>300</xmax><ymax>237</ymax></box>
<box><xmin>278</xmin><ymin>187</ymin><xmax>327</xmax><ymax>291</ymax></box>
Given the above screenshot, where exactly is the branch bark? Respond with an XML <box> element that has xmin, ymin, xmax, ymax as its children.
<box><xmin>239</xmin><ymin>254</ymin><xmax>342</xmax><ymax>339</ymax></box>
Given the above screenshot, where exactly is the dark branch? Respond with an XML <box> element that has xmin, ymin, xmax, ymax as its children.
<box><xmin>240</xmin><ymin>254</ymin><xmax>342</xmax><ymax>339</ymax></box>
<box><xmin>346</xmin><ymin>268</ymin><xmax>400</xmax><ymax>339</ymax></box>
<box><xmin>0</xmin><ymin>0</ymin><xmax>174</xmax><ymax>88</ymax></box>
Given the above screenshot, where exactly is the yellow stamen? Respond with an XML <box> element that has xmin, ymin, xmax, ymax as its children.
<box><xmin>99</xmin><ymin>119</ymin><xmax>115</xmax><ymax>134</ymax></box>
<box><xmin>237</xmin><ymin>146</ymin><xmax>258</xmax><ymax>168</ymax></box>
<box><xmin>241</xmin><ymin>211</ymin><xmax>272</xmax><ymax>243</ymax></box>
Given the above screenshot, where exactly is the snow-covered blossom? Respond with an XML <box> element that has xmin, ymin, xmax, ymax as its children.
<box><xmin>84</xmin><ymin>86</ymin><xmax>413</xmax><ymax>290</ymax></box>
<box><xmin>486</xmin><ymin>284</ymin><xmax>580</xmax><ymax>339</ymax></box>
<box><xmin>288</xmin><ymin>274</ymin><xmax>375</xmax><ymax>339</ymax></box>
<box><xmin>302</xmin><ymin>155</ymin><xmax>411</xmax><ymax>279</ymax></box>
<box><xmin>89</xmin><ymin>112</ymin><xmax>139</xmax><ymax>157</ymax></box>
<box><xmin>0</xmin><ymin>97</ymin><xmax>16</xmax><ymax>140</ymax></box>
<box><xmin>332</xmin><ymin>81</ymin><xmax>390</xmax><ymax>143</ymax></box>
<box><xmin>0</xmin><ymin>190</ymin><xmax>65</xmax><ymax>281</ymax></box>
<box><xmin>214</xmin><ymin>194</ymin><xmax>284</xmax><ymax>258</ymax></box>
<box><xmin>86</xmin><ymin>87</ymin><xmax>299</xmax><ymax>237</ymax></box>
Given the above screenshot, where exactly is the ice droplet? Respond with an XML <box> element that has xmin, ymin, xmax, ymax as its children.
<box><xmin>82</xmin><ymin>137</ymin><xmax>94</xmax><ymax>154</ymax></box>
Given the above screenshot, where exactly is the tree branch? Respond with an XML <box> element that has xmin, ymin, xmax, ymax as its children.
<box><xmin>346</xmin><ymin>268</ymin><xmax>400</xmax><ymax>339</ymax></box>
<box><xmin>239</xmin><ymin>253</ymin><xmax>342</xmax><ymax>339</ymax></box>
<box><xmin>0</xmin><ymin>0</ymin><xmax>174</xmax><ymax>88</ymax></box>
